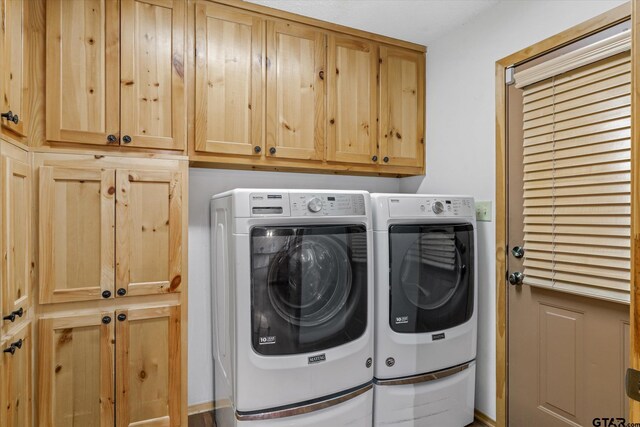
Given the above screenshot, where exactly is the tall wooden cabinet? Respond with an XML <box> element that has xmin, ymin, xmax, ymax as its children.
<box><xmin>35</xmin><ymin>153</ymin><xmax>188</xmax><ymax>427</ymax></box>
<box><xmin>46</xmin><ymin>0</ymin><xmax>186</xmax><ymax>150</ymax></box>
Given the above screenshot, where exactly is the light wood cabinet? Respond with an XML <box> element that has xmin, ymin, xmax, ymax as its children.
<box><xmin>38</xmin><ymin>312</ymin><xmax>114</xmax><ymax>427</ymax></box>
<box><xmin>327</xmin><ymin>34</ymin><xmax>378</xmax><ymax>165</ymax></box>
<box><xmin>1</xmin><ymin>320</ymin><xmax>32</xmax><ymax>427</ymax></box>
<box><xmin>39</xmin><ymin>167</ymin><xmax>115</xmax><ymax>304</ymax></box>
<box><xmin>0</xmin><ymin>0</ymin><xmax>31</xmax><ymax>142</ymax></box>
<box><xmin>194</xmin><ymin>2</ymin><xmax>264</xmax><ymax>156</ymax></box>
<box><xmin>38</xmin><ymin>162</ymin><xmax>183</xmax><ymax>304</ymax></box>
<box><xmin>379</xmin><ymin>45</ymin><xmax>425</xmax><ymax>168</ymax></box>
<box><xmin>1</xmin><ymin>154</ymin><xmax>30</xmax><ymax>327</ymax></box>
<box><xmin>116</xmin><ymin>169</ymin><xmax>183</xmax><ymax>296</ymax></box>
<box><xmin>116</xmin><ymin>305</ymin><xmax>181</xmax><ymax>427</ymax></box>
<box><xmin>46</xmin><ymin>0</ymin><xmax>185</xmax><ymax>150</ymax></box>
<box><xmin>39</xmin><ymin>306</ymin><xmax>181</xmax><ymax>427</ymax></box>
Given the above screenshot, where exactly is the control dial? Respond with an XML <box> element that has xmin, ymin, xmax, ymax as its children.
<box><xmin>307</xmin><ymin>197</ymin><xmax>323</xmax><ymax>213</ymax></box>
<box><xmin>432</xmin><ymin>201</ymin><xmax>444</xmax><ymax>214</ymax></box>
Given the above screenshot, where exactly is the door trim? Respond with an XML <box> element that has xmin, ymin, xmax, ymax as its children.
<box><xmin>494</xmin><ymin>4</ymin><xmax>631</xmax><ymax>426</ymax></box>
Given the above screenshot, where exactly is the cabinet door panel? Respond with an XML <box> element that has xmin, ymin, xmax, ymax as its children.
<box><xmin>327</xmin><ymin>35</ymin><xmax>378</xmax><ymax>165</ymax></box>
<box><xmin>266</xmin><ymin>21</ymin><xmax>325</xmax><ymax>160</ymax></box>
<box><xmin>46</xmin><ymin>0</ymin><xmax>119</xmax><ymax>146</ymax></box>
<box><xmin>2</xmin><ymin>321</ymin><xmax>32</xmax><ymax>427</ymax></box>
<box><xmin>379</xmin><ymin>46</ymin><xmax>424</xmax><ymax>168</ymax></box>
<box><xmin>195</xmin><ymin>3</ymin><xmax>263</xmax><ymax>156</ymax></box>
<box><xmin>116</xmin><ymin>170</ymin><xmax>182</xmax><ymax>296</ymax></box>
<box><xmin>116</xmin><ymin>305</ymin><xmax>181</xmax><ymax>427</ymax></box>
<box><xmin>2</xmin><ymin>156</ymin><xmax>30</xmax><ymax>321</ymax></box>
<box><xmin>120</xmin><ymin>0</ymin><xmax>185</xmax><ymax>150</ymax></box>
<box><xmin>0</xmin><ymin>0</ymin><xmax>29</xmax><ymax>139</ymax></box>
<box><xmin>39</xmin><ymin>167</ymin><xmax>115</xmax><ymax>303</ymax></box>
<box><xmin>38</xmin><ymin>313</ymin><xmax>114</xmax><ymax>427</ymax></box>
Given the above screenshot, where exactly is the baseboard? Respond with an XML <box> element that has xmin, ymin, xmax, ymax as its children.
<box><xmin>188</xmin><ymin>401</ymin><xmax>214</xmax><ymax>415</ymax></box>
<box><xmin>474</xmin><ymin>409</ymin><xmax>496</xmax><ymax>427</ymax></box>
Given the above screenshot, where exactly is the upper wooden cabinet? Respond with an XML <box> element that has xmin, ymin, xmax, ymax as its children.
<box><xmin>0</xmin><ymin>0</ymin><xmax>31</xmax><ymax>142</ymax></box>
<box><xmin>195</xmin><ymin>3</ymin><xmax>264</xmax><ymax>156</ymax></box>
<box><xmin>327</xmin><ymin>34</ymin><xmax>378</xmax><ymax>165</ymax></box>
<box><xmin>190</xmin><ymin>2</ymin><xmax>426</xmax><ymax>176</ymax></box>
<box><xmin>379</xmin><ymin>46</ymin><xmax>425</xmax><ymax>168</ymax></box>
<box><xmin>266</xmin><ymin>21</ymin><xmax>325</xmax><ymax>161</ymax></box>
<box><xmin>38</xmin><ymin>157</ymin><xmax>185</xmax><ymax>304</ymax></box>
<box><xmin>46</xmin><ymin>0</ymin><xmax>185</xmax><ymax>150</ymax></box>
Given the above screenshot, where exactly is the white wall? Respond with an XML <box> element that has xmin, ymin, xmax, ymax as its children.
<box><xmin>188</xmin><ymin>168</ymin><xmax>400</xmax><ymax>405</ymax></box>
<box><xmin>400</xmin><ymin>0</ymin><xmax>626</xmax><ymax>419</ymax></box>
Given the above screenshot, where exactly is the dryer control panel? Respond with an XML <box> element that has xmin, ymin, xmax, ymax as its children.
<box><xmin>249</xmin><ymin>192</ymin><xmax>366</xmax><ymax>217</ymax></box>
<box><xmin>290</xmin><ymin>193</ymin><xmax>366</xmax><ymax>216</ymax></box>
<box><xmin>388</xmin><ymin>197</ymin><xmax>474</xmax><ymax>218</ymax></box>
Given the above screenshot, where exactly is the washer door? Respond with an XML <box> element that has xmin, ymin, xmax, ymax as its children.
<box><xmin>251</xmin><ymin>225</ymin><xmax>368</xmax><ymax>355</ymax></box>
<box><xmin>389</xmin><ymin>223</ymin><xmax>474</xmax><ymax>333</ymax></box>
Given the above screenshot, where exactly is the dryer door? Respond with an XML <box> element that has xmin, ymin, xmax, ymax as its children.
<box><xmin>251</xmin><ymin>224</ymin><xmax>368</xmax><ymax>355</ymax></box>
<box><xmin>389</xmin><ymin>223</ymin><xmax>474</xmax><ymax>333</ymax></box>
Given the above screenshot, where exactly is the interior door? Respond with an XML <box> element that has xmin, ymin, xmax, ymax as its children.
<box><xmin>266</xmin><ymin>20</ymin><xmax>325</xmax><ymax>161</ymax></box>
<box><xmin>507</xmin><ymin>31</ymin><xmax>631</xmax><ymax>425</ymax></box>
<box><xmin>120</xmin><ymin>0</ymin><xmax>185</xmax><ymax>150</ymax></box>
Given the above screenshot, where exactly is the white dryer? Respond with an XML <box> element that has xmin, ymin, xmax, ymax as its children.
<box><xmin>371</xmin><ymin>194</ymin><xmax>477</xmax><ymax>426</ymax></box>
<box><xmin>211</xmin><ymin>189</ymin><xmax>374</xmax><ymax>426</ymax></box>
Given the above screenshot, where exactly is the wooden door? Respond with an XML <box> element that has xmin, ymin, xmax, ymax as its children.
<box><xmin>0</xmin><ymin>0</ymin><xmax>30</xmax><ymax>140</ymax></box>
<box><xmin>2</xmin><ymin>320</ymin><xmax>32</xmax><ymax>427</ymax></box>
<box><xmin>46</xmin><ymin>0</ymin><xmax>120</xmax><ymax>146</ymax></box>
<box><xmin>120</xmin><ymin>0</ymin><xmax>185</xmax><ymax>150</ymax></box>
<box><xmin>1</xmin><ymin>156</ymin><xmax>30</xmax><ymax>323</ymax></box>
<box><xmin>327</xmin><ymin>34</ymin><xmax>378</xmax><ymax>165</ymax></box>
<box><xmin>379</xmin><ymin>46</ymin><xmax>424</xmax><ymax>168</ymax></box>
<box><xmin>194</xmin><ymin>2</ymin><xmax>264</xmax><ymax>157</ymax></box>
<box><xmin>38</xmin><ymin>313</ymin><xmax>115</xmax><ymax>427</ymax></box>
<box><xmin>39</xmin><ymin>166</ymin><xmax>115</xmax><ymax>303</ymax></box>
<box><xmin>116</xmin><ymin>169</ymin><xmax>182</xmax><ymax>297</ymax></box>
<box><xmin>266</xmin><ymin>20</ymin><xmax>325</xmax><ymax>161</ymax></box>
<box><xmin>115</xmin><ymin>305</ymin><xmax>181</xmax><ymax>427</ymax></box>
<box><xmin>507</xmin><ymin>49</ymin><xmax>631</xmax><ymax>424</ymax></box>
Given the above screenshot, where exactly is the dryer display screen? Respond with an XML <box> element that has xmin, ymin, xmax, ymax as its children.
<box><xmin>388</xmin><ymin>223</ymin><xmax>474</xmax><ymax>333</ymax></box>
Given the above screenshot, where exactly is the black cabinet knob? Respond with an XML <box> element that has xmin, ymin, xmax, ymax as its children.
<box><xmin>1</xmin><ymin>111</ymin><xmax>18</xmax><ymax>124</ymax></box>
<box><xmin>254</xmin><ymin>146</ymin><xmax>262</xmax><ymax>153</ymax></box>
<box><xmin>372</xmin><ymin>155</ymin><xmax>378</xmax><ymax>162</ymax></box>
<box><xmin>383</xmin><ymin>157</ymin><xmax>389</xmax><ymax>163</ymax></box>
<box><xmin>3</xmin><ymin>345</ymin><xmax>15</xmax><ymax>355</ymax></box>
<box><xmin>101</xmin><ymin>316</ymin><xmax>111</xmax><ymax>324</ymax></box>
<box><xmin>269</xmin><ymin>147</ymin><xmax>276</xmax><ymax>155</ymax></box>
<box><xmin>11</xmin><ymin>339</ymin><xmax>22</xmax><ymax>350</ymax></box>
<box><xmin>1</xmin><ymin>307</ymin><xmax>21</xmax><ymax>323</ymax></box>
<box><xmin>122</xmin><ymin>135</ymin><xmax>132</xmax><ymax>144</ymax></box>
<box><xmin>117</xmin><ymin>288</ymin><xmax>127</xmax><ymax>296</ymax></box>
<box><xmin>107</xmin><ymin>134</ymin><xmax>117</xmax><ymax>143</ymax></box>
<box><xmin>15</xmin><ymin>307</ymin><xmax>23</xmax><ymax>318</ymax></box>
<box><xmin>117</xmin><ymin>313</ymin><xmax>127</xmax><ymax>322</ymax></box>
<box><xmin>102</xmin><ymin>290</ymin><xmax>112</xmax><ymax>299</ymax></box>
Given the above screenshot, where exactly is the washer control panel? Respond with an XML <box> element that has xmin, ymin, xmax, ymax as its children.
<box><xmin>388</xmin><ymin>197</ymin><xmax>474</xmax><ymax>218</ymax></box>
<box><xmin>290</xmin><ymin>193</ymin><xmax>366</xmax><ymax>216</ymax></box>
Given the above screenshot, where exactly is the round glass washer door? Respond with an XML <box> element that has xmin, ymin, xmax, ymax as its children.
<box><xmin>267</xmin><ymin>235</ymin><xmax>352</xmax><ymax>327</ymax></box>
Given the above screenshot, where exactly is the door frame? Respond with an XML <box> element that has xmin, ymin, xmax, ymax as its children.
<box><xmin>494</xmin><ymin>3</ymin><xmax>632</xmax><ymax>426</ymax></box>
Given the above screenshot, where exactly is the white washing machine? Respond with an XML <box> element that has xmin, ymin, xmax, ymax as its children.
<box><xmin>371</xmin><ymin>194</ymin><xmax>477</xmax><ymax>426</ymax></box>
<box><xmin>211</xmin><ymin>189</ymin><xmax>374</xmax><ymax>426</ymax></box>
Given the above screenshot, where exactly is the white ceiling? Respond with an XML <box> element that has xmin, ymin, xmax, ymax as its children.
<box><xmin>245</xmin><ymin>0</ymin><xmax>500</xmax><ymax>45</ymax></box>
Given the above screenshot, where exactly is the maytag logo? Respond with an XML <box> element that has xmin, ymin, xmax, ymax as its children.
<box><xmin>395</xmin><ymin>316</ymin><xmax>409</xmax><ymax>324</ymax></box>
<box><xmin>259</xmin><ymin>336</ymin><xmax>276</xmax><ymax>345</ymax></box>
<box><xmin>308</xmin><ymin>353</ymin><xmax>326</xmax><ymax>364</ymax></box>
<box><xmin>432</xmin><ymin>333</ymin><xmax>445</xmax><ymax>341</ymax></box>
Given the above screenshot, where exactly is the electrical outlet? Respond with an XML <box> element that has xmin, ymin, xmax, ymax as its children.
<box><xmin>475</xmin><ymin>201</ymin><xmax>492</xmax><ymax>222</ymax></box>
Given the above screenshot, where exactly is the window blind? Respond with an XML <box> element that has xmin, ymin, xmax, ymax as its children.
<box><xmin>520</xmin><ymin>51</ymin><xmax>631</xmax><ymax>302</ymax></box>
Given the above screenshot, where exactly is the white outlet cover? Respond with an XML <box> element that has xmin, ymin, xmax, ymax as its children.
<box><xmin>475</xmin><ymin>201</ymin><xmax>492</xmax><ymax>222</ymax></box>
